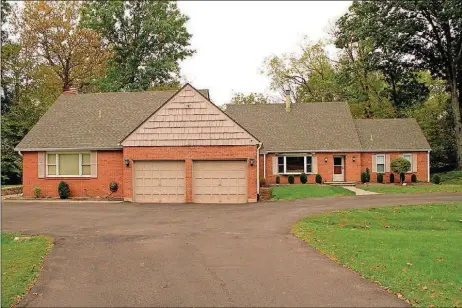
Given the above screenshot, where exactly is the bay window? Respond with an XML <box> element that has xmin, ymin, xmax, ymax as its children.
<box><xmin>46</xmin><ymin>153</ymin><xmax>91</xmax><ymax>177</ymax></box>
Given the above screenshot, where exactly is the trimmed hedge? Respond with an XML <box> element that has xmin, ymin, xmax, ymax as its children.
<box><xmin>390</xmin><ymin>173</ymin><xmax>395</xmax><ymax>183</ymax></box>
<box><xmin>315</xmin><ymin>174</ymin><xmax>322</xmax><ymax>184</ymax></box>
<box><xmin>288</xmin><ymin>175</ymin><xmax>295</xmax><ymax>184</ymax></box>
<box><xmin>58</xmin><ymin>181</ymin><xmax>70</xmax><ymax>199</ymax></box>
<box><xmin>377</xmin><ymin>173</ymin><xmax>384</xmax><ymax>183</ymax></box>
<box><xmin>300</xmin><ymin>173</ymin><xmax>307</xmax><ymax>184</ymax></box>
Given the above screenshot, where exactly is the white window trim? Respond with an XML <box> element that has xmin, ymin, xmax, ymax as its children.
<box><xmin>376</xmin><ymin>154</ymin><xmax>385</xmax><ymax>173</ymax></box>
<box><xmin>46</xmin><ymin>152</ymin><xmax>92</xmax><ymax>178</ymax></box>
<box><xmin>403</xmin><ymin>153</ymin><xmax>413</xmax><ymax>173</ymax></box>
<box><xmin>280</xmin><ymin>155</ymin><xmax>313</xmax><ymax>175</ymax></box>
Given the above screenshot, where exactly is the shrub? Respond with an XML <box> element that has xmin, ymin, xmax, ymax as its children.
<box><xmin>411</xmin><ymin>174</ymin><xmax>417</xmax><ymax>183</ymax></box>
<box><xmin>432</xmin><ymin>174</ymin><xmax>441</xmax><ymax>184</ymax></box>
<box><xmin>365</xmin><ymin>168</ymin><xmax>371</xmax><ymax>182</ymax></box>
<box><xmin>390</xmin><ymin>173</ymin><xmax>395</xmax><ymax>183</ymax></box>
<box><xmin>109</xmin><ymin>181</ymin><xmax>118</xmax><ymax>192</ymax></box>
<box><xmin>58</xmin><ymin>181</ymin><xmax>70</xmax><ymax>199</ymax></box>
<box><xmin>276</xmin><ymin>176</ymin><xmax>280</xmax><ymax>184</ymax></box>
<box><xmin>33</xmin><ymin>187</ymin><xmax>41</xmax><ymax>198</ymax></box>
<box><xmin>315</xmin><ymin>173</ymin><xmax>322</xmax><ymax>184</ymax></box>
<box><xmin>259</xmin><ymin>178</ymin><xmax>266</xmax><ymax>187</ymax></box>
<box><xmin>288</xmin><ymin>175</ymin><xmax>295</xmax><ymax>184</ymax></box>
<box><xmin>300</xmin><ymin>172</ymin><xmax>307</xmax><ymax>184</ymax></box>
<box><xmin>391</xmin><ymin>157</ymin><xmax>411</xmax><ymax>183</ymax></box>
<box><xmin>377</xmin><ymin>173</ymin><xmax>383</xmax><ymax>183</ymax></box>
<box><xmin>361</xmin><ymin>172</ymin><xmax>367</xmax><ymax>184</ymax></box>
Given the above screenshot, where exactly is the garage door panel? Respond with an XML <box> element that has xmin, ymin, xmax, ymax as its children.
<box><xmin>193</xmin><ymin>160</ymin><xmax>248</xmax><ymax>204</ymax></box>
<box><xmin>134</xmin><ymin>161</ymin><xmax>185</xmax><ymax>203</ymax></box>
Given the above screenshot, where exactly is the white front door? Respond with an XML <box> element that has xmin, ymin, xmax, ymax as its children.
<box><xmin>333</xmin><ymin>156</ymin><xmax>344</xmax><ymax>182</ymax></box>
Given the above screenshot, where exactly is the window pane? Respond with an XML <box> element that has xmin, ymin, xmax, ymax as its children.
<box><xmin>82</xmin><ymin>165</ymin><xmax>91</xmax><ymax>175</ymax></box>
<box><xmin>278</xmin><ymin>157</ymin><xmax>284</xmax><ymax>164</ymax></box>
<box><xmin>58</xmin><ymin>154</ymin><xmax>80</xmax><ymax>175</ymax></box>
<box><xmin>286</xmin><ymin>157</ymin><xmax>304</xmax><ymax>173</ymax></box>
<box><xmin>47</xmin><ymin>154</ymin><xmax>56</xmax><ymax>164</ymax></box>
<box><xmin>278</xmin><ymin>165</ymin><xmax>284</xmax><ymax>173</ymax></box>
<box><xmin>306</xmin><ymin>164</ymin><xmax>312</xmax><ymax>173</ymax></box>
<box><xmin>404</xmin><ymin>154</ymin><xmax>411</xmax><ymax>161</ymax></box>
<box><xmin>334</xmin><ymin>157</ymin><xmax>342</xmax><ymax>166</ymax></box>
<box><xmin>82</xmin><ymin>153</ymin><xmax>90</xmax><ymax>165</ymax></box>
<box><xmin>376</xmin><ymin>155</ymin><xmax>384</xmax><ymax>164</ymax></box>
<box><xmin>377</xmin><ymin>164</ymin><xmax>385</xmax><ymax>173</ymax></box>
<box><xmin>48</xmin><ymin>165</ymin><xmax>56</xmax><ymax>175</ymax></box>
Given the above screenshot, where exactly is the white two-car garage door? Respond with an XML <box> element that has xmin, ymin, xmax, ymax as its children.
<box><xmin>134</xmin><ymin>161</ymin><xmax>185</xmax><ymax>203</ymax></box>
<box><xmin>193</xmin><ymin>160</ymin><xmax>247</xmax><ymax>203</ymax></box>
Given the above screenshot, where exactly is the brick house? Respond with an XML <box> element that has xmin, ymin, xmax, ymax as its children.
<box><xmin>16</xmin><ymin>84</ymin><xmax>430</xmax><ymax>203</ymax></box>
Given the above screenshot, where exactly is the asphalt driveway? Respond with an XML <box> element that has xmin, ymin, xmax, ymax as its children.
<box><xmin>3</xmin><ymin>192</ymin><xmax>462</xmax><ymax>307</ymax></box>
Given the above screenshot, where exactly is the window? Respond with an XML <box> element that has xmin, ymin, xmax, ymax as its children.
<box><xmin>306</xmin><ymin>156</ymin><xmax>312</xmax><ymax>173</ymax></box>
<box><xmin>277</xmin><ymin>156</ymin><xmax>313</xmax><ymax>174</ymax></box>
<box><xmin>376</xmin><ymin>154</ymin><xmax>385</xmax><ymax>173</ymax></box>
<box><xmin>46</xmin><ymin>153</ymin><xmax>91</xmax><ymax>177</ymax></box>
<box><xmin>286</xmin><ymin>157</ymin><xmax>304</xmax><ymax>173</ymax></box>
<box><xmin>278</xmin><ymin>157</ymin><xmax>284</xmax><ymax>173</ymax></box>
<box><xmin>403</xmin><ymin>153</ymin><xmax>412</xmax><ymax>172</ymax></box>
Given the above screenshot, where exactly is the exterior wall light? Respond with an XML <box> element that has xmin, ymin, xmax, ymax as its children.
<box><xmin>249</xmin><ymin>158</ymin><xmax>255</xmax><ymax>166</ymax></box>
<box><xmin>324</xmin><ymin>157</ymin><xmax>328</xmax><ymax>163</ymax></box>
<box><xmin>352</xmin><ymin>156</ymin><xmax>356</xmax><ymax>162</ymax></box>
<box><xmin>124</xmin><ymin>158</ymin><xmax>130</xmax><ymax>167</ymax></box>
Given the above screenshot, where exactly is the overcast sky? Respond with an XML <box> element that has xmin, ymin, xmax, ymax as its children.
<box><xmin>178</xmin><ymin>1</ymin><xmax>352</xmax><ymax>105</ymax></box>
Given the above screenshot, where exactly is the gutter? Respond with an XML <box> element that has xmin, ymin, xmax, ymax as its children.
<box><xmin>263</xmin><ymin>149</ymin><xmax>432</xmax><ymax>154</ymax></box>
<box><xmin>14</xmin><ymin>147</ymin><xmax>122</xmax><ymax>152</ymax></box>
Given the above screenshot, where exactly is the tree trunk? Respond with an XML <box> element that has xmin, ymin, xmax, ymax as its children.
<box><xmin>450</xmin><ymin>78</ymin><xmax>462</xmax><ymax>169</ymax></box>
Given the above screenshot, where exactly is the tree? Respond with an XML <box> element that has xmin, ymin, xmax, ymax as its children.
<box><xmin>80</xmin><ymin>0</ymin><xmax>195</xmax><ymax>91</ymax></box>
<box><xmin>405</xmin><ymin>73</ymin><xmax>457</xmax><ymax>171</ymax></box>
<box><xmin>391</xmin><ymin>157</ymin><xmax>411</xmax><ymax>184</ymax></box>
<box><xmin>262</xmin><ymin>40</ymin><xmax>342</xmax><ymax>103</ymax></box>
<box><xmin>17</xmin><ymin>1</ymin><xmax>111</xmax><ymax>91</ymax></box>
<box><xmin>230</xmin><ymin>93</ymin><xmax>275</xmax><ymax>105</ymax></box>
<box><xmin>336</xmin><ymin>0</ymin><xmax>462</xmax><ymax>168</ymax></box>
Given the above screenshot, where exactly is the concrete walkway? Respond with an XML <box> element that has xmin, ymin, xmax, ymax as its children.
<box><xmin>342</xmin><ymin>186</ymin><xmax>379</xmax><ymax>195</ymax></box>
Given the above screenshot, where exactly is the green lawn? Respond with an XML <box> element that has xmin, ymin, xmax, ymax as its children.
<box><xmin>271</xmin><ymin>184</ymin><xmax>355</xmax><ymax>200</ymax></box>
<box><xmin>292</xmin><ymin>203</ymin><xmax>462</xmax><ymax>307</ymax></box>
<box><xmin>435</xmin><ymin>170</ymin><xmax>462</xmax><ymax>185</ymax></box>
<box><xmin>1</xmin><ymin>232</ymin><xmax>53</xmax><ymax>308</ymax></box>
<box><xmin>359</xmin><ymin>184</ymin><xmax>462</xmax><ymax>194</ymax></box>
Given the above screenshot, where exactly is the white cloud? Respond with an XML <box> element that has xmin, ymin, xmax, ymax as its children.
<box><xmin>178</xmin><ymin>1</ymin><xmax>351</xmax><ymax>105</ymax></box>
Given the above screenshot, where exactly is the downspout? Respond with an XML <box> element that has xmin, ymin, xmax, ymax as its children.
<box><xmin>18</xmin><ymin>151</ymin><xmax>23</xmax><ymax>157</ymax></box>
<box><xmin>256</xmin><ymin>143</ymin><xmax>263</xmax><ymax>199</ymax></box>
<box><xmin>427</xmin><ymin>150</ymin><xmax>431</xmax><ymax>182</ymax></box>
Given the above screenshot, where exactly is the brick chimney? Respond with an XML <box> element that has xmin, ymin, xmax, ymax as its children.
<box><xmin>63</xmin><ymin>87</ymin><xmax>78</xmax><ymax>94</ymax></box>
<box><xmin>285</xmin><ymin>89</ymin><xmax>291</xmax><ymax>112</ymax></box>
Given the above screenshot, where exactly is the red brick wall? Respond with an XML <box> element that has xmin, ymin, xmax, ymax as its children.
<box><xmin>261</xmin><ymin>153</ymin><xmax>362</xmax><ymax>184</ymax></box>
<box><xmin>260</xmin><ymin>152</ymin><xmax>428</xmax><ymax>184</ymax></box>
<box><xmin>22</xmin><ymin>151</ymin><xmax>124</xmax><ymax>198</ymax></box>
<box><xmin>123</xmin><ymin>145</ymin><xmax>257</xmax><ymax>202</ymax></box>
<box><xmin>360</xmin><ymin>152</ymin><xmax>429</xmax><ymax>183</ymax></box>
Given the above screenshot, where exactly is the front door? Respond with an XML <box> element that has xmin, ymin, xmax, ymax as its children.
<box><xmin>333</xmin><ymin>156</ymin><xmax>344</xmax><ymax>182</ymax></box>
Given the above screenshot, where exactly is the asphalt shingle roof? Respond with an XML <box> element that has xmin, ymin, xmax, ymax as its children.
<box><xmin>16</xmin><ymin>91</ymin><xmax>430</xmax><ymax>153</ymax></box>
<box><xmin>226</xmin><ymin>103</ymin><xmax>430</xmax><ymax>152</ymax></box>
<box><xmin>354</xmin><ymin>119</ymin><xmax>431</xmax><ymax>151</ymax></box>
<box><xmin>225</xmin><ymin>102</ymin><xmax>363</xmax><ymax>152</ymax></box>
<box><xmin>16</xmin><ymin>89</ymin><xmax>209</xmax><ymax>150</ymax></box>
